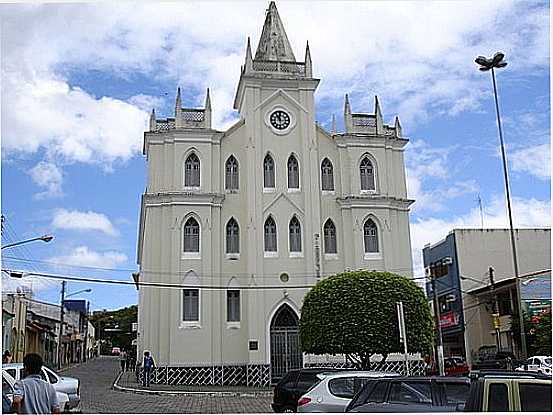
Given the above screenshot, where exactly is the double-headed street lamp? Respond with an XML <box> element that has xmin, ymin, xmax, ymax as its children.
<box><xmin>2</xmin><ymin>235</ymin><xmax>54</xmax><ymax>250</ymax></box>
<box><xmin>475</xmin><ymin>52</ymin><xmax>527</xmax><ymax>359</ymax></box>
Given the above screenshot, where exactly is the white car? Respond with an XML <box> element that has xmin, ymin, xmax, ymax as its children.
<box><xmin>2</xmin><ymin>369</ymin><xmax>70</xmax><ymax>412</ymax></box>
<box><xmin>297</xmin><ymin>371</ymin><xmax>399</xmax><ymax>413</ymax></box>
<box><xmin>3</xmin><ymin>363</ymin><xmax>80</xmax><ymax>410</ymax></box>
<box><xmin>516</xmin><ymin>356</ymin><xmax>552</xmax><ymax>375</ymax></box>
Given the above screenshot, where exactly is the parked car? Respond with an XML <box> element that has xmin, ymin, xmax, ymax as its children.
<box><xmin>463</xmin><ymin>370</ymin><xmax>551</xmax><ymax>412</ymax></box>
<box><xmin>2</xmin><ymin>363</ymin><xmax>80</xmax><ymax>410</ymax></box>
<box><xmin>444</xmin><ymin>357</ymin><xmax>470</xmax><ymax>377</ymax></box>
<box><xmin>345</xmin><ymin>376</ymin><xmax>470</xmax><ymax>412</ymax></box>
<box><xmin>111</xmin><ymin>347</ymin><xmax>121</xmax><ymax>355</ymax></box>
<box><xmin>471</xmin><ymin>350</ymin><xmax>519</xmax><ymax>370</ymax></box>
<box><xmin>2</xmin><ymin>369</ymin><xmax>70</xmax><ymax>413</ymax></box>
<box><xmin>298</xmin><ymin>371</ymin><xmax>399</xmax><ymax>413</ymax></box>
<box><xmin>272</xmin><ymin>368</ymin><xmax>353</xmax><ymax>412</ymax></box>
<box><xmin>515</xmin><ymin>356</ymin><xmax>552</xmax><ymax>376</ymax></box>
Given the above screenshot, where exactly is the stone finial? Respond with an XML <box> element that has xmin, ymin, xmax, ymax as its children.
<box><xmin>374</xmin><ymin>95</ymin><xmax>383</xmax><ymax>135</ymax></box>
<box><xmin>305</xmin><ymin>41</ymin><xmax>312</xmax><ymax>77</ymax></box>
<box><xmin>394</xmin><ymin>116</ymin><xmax>402</xmax><ymax>138</ymax></box>
<box><xmin>331</xmin><ymin>114</ymin><xmax>336</xmax><ymax>134</ymax></box>
<box><xmin>149</xmin><ymin>108</ymin><xmax>156</xmax><ymax>132</ymax></box>
<box><xmin>245</xmin><ymin>37</ymin><xmax>253</xmax><ymax>73</ymax></box>
<box><xmin>204</xmin><ymin>88</ymin><xmax>212</xmax><ymax>129</ymax></box>
<box><xmin>344</xmin><ymin>94</ymin><xmax>352</xmax><ymax>133</ymax></box>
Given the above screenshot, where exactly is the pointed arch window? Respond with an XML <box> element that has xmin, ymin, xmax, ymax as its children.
<box><xmin>183</xmin><ymin>217</ymin><xmax>200</xmax><ymax>253</ymax></box>
<box><xmin>225</xmin><ymin>156</ymin><xmax>239</xmax><ymax>190</ymax></box>
<box><xmin>264</xmin><ymin>216</ymin><xmax>277</xmax><ymax>252</ymax></box>
<box><xmin>264</xmin><ymin>155</ymin><xmax>275</xmax><ymax>189</ymax></box>
<box><xmin>321</xmin><ymin>158</ymin><xmax>334</xmax><ymax>191</ymax></box>
<box><xmin>287</xmin><ymin>155</ymin><xmax>299</xmax><ymax>189</ymax></box>
<box><xmin>226</xmin><ymin>218</ymin><xmax>240</xmax><ymax>254</ymax></box>
<box><xmin>182</xmin><ymin>271</ymin><xmax>200</xmax><ymax>323</ymax></box>
<box><xmin>363</xmin><ymin>219</ymin><xmax>379</xmax><ymax>253</ymax></box>
<box><xmin>184</xmin><ymin>153</ymin><xmax>200</xmax><ymax>187</ymax></box>
<box><xmin>289</xmin><ymin>216</ymin><xmax>302</xmax><ymax>252</ymax></box>
<box><xmin>323</xmin><ymin>219</ymin><xmax>337</xmax><ymax>254</ymax></box>
<box><xmin>360</xmin><ymin>157</ymin><xmax>375</xmax><ymax>191</ymax></box>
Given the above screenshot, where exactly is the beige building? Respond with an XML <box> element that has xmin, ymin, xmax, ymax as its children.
<box><xmin>137</xmin><ymin>2</ymin><xmax>414</xmax><ymax>385</ymax></box>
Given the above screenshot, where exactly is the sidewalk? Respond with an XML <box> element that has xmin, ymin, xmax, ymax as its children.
<box><xmin>114</xmin><ymin>370</ymin><xmax>273</xmax><ymax>396</ymax></box>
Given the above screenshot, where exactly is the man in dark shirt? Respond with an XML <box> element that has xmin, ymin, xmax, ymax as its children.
<box><xmin>12</xmin><ymin>353</ymin><xmax>60</xmax><ymax>414</ymax></box>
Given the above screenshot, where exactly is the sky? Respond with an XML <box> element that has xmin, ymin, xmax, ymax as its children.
<box><xmin>1</xmin><ymin>0</ymin><xmax>550</xmax><ymax>311</ymax></box>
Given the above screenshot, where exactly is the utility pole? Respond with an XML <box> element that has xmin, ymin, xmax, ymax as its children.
<box><xmin>431</xmin><ymin>276</ymin><xmax>445</xmax><ymax>376</ymax></box>
<box><xmin>396</xmin><ymin>301</ymin><xmax>410</xmax><ymax>376</ymax></box>
<box><xmin>57</xmin><ymin>281</ymin><xmax>66</xmax><ymax>370</ymax></box>
<box><xmin>489</xmin><ymin>267</ymin><xmax>502</xmax><ymax>352</ymax></box>
<box><xmin>83</xmin><ymin>301</ymin><xmax>89</xmax><ymax>362</ymax></box>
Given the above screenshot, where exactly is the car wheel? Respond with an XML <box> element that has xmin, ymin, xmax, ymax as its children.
<box><xmin>282</xmin><ymin>407</ymin><xmax>296</xmax><ymax>413</ymax></box>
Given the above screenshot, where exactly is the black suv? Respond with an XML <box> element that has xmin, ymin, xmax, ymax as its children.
<box><xmin>345</xmin><ymin>376</ymin><xmax>470</xmax><ymax>412</ymax></box>
<box><xmin>272</xmin><ymin>368</ymin><xmax>346</xmax><ymax>412</ymax></box>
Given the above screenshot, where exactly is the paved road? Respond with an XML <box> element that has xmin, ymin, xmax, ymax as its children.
<box><xmin>63</xmin><ymin>357</ymin><xmax>273</xmax><ymax>413</ymax></box>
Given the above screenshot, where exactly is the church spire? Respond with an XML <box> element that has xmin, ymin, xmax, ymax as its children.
<box><xmin>331</xmin><ymin>114</ymin><xmax>336</xmax><ymax>134</ymax></box>
<box><xmin>204</xmin><ymin>88</ymin><xmax>212</xmax><ymax>129</ymax></box>
<box><xmin>255</xmin><ymin>1</ymin><xmax>296</xmax><ymax>61</ymax></box>
<box><xmin>374</xmin><ymin>95</ymin><xmax>383</xmax><ymax>135</ymax></box>
<box><xmin>245</xmin><ymin>37</ymin><xmax>253</xmax><ymax>73</ymax></box>
<box><xmin>175</xmin><ymin>87</ymin><xmax>182</xmax><ymax>128</ymax></box>
<box><xmin>394</xmin><ymin>116</ymin><xmax>402</xmax><ymax>138</ymax></box>
<box><xmin>344</xmin><ymin>94</ymin><xmax>352</xmax><ymax>133</ymax></box>
<box><xmin>149</xmin><ymin>108</ymin><xmax>156</xmax><ymax>132</ymax></box>
<box><xmin>304</xmin><ymin>41</ymin><xmax>312</xmax><ymax>77</ymax></box>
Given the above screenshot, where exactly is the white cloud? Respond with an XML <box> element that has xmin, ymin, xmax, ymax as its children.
<box><xmin>0</xmin><ymin>1</ymin><xmax>548</xmax><ymax>166</ymax></box>
<box><xmin>510</xmin><ymin>143</ymin><xmax>551</xmax><ymax>180</ymax></box>
<box><xmin>50</xmin><ymin>246</ymin><xmax>128</xmax><ymax>268</ymax></box>
<box><xmin>127</xmin><ymin>94</ymin><xmax>166</xmax><ymax>113</ymax></box>
<box><xmin>28</xmin><ymin>161</ymin><xmax>63</xmax><ymax>198</ymax></box>
<box><xmin>52</xmin><ymin>209</ymin><xmax>118</xmax><ymax>236</ymax></box>
<box><xmin>410</xmin><ymin>195</ymin><xmax>551</xmax><ymax>278</ymax></box>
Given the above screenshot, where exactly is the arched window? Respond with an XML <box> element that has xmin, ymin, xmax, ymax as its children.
<box><xmin>321</xmin><ymin>158</ymin><xmax>334</xmax><ymax>191</ymax></box>
<box><xmin>289</xmin><ymin>216</ymin><xmax>302</xmax><ymax>252</ymax></box>
<box><xmin>287</xmin><ymin>155</ymin><xmax>299</xmax><ymax>189</ymax></box>
<box><xmin>183</xmin><ymin>217</ymin><xmax>200</xmax><ymax>252</ymax></box>
<box><xmin>226</xmin><ymin>218</ymin><xmax>240</xmax><ymax>254</ymax></box>
<box><xmin>264</xmin><ymin>154</ymin><xmax>275</xmax><ymax>188</ymax></box>
<box><xmin>225</xmin><ymin>156</ymin><xmax>239</xmax><ymax>190</ymax></box>
<box><xmin>182</xmin><ymin>271</ymin><xmax>200</xmax><ymax>322</ymax></box>
<box><xmin>184</xmin><ymin>153</ymin><xmax>200</xmax><ymax>187</ymax></box>
<box><xmin>363</xmin><ymin>219</ymin><xmax>379</xmax><ymax>253</ymax></box>
<box><xmin>264</xmin><ymin>216</ymin><xmax>277</xmax><ymax>252</ymax></box>
<box><xmin>360</xmin><ymin>157</ymin><xmax>375</xmax><ymax>191</ymax></box>
<box><xmin>323</xmin><ymin>219</ymin><xmax>337</xmax><ymax>254</ymax></box>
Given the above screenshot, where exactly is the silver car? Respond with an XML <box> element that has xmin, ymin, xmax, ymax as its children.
<box><xmin>3</xmin><ymin>363</ymin><xmax>80</xmax><ymax>410</ymax></box>
<box><xmin>298</xmin><ymin>371</ymin><xmax>399</xmax><ymax>413</ymax></box>
<box><xmin>3</xmin><ymin>369</ymin><xmax>70</xmax><ymax>412</ymax></box>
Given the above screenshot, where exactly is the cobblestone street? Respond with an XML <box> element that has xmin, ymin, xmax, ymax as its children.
<box><xmin>63</xmin><ymin>357</ymin><xmax>273</xmax><ymax>413</ymax></box>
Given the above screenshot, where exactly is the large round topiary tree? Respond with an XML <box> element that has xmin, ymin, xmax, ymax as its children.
<box><xmin>300</xmin><ymin>270</ymin><xmax>433</xmax><ymax>369</ymax></box>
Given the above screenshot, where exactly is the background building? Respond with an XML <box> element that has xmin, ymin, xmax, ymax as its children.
<box><xmin>423</xmin><ymin>228</ymin><xmax>551</xmax><ymax>364</ymax></box>
<box><xmin>137</xmin><ymin>2</ymin><xmax>414</xmax><ymax>386</ymax></box>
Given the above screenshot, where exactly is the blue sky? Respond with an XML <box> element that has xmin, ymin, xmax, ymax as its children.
<box><xmin>1</xmin><ymin>1</ymin><xmax>550</xmax><ymax>311</ymax></box>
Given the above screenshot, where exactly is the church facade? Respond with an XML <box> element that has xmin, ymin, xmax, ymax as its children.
<box><xmin>137</xmin><ymin>2</ymin><xmax>414</xmax><ymax>386</ymax></box>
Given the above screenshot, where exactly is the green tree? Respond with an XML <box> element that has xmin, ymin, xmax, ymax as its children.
<box><xmin>90</xmin><ymin>305</ymin><xmax>137</xmax><ymax>354</ymax></box>
<box><xmin>300</xmin><ymin>271</ymin><xmax>433</xmax><ymax>369</ymax></box>
<box><xmin>533</xmin><ymin>311</ymin><xmax>552</xmax><ymax>355</ymax></box>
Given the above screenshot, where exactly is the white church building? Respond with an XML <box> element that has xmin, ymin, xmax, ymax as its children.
<box><xmin>136</xmin><ymin>2</ymin><xmax>414</xmax><ymax>386</ymax></box>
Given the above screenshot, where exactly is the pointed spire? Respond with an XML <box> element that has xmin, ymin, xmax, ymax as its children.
<box><xmin>344</xmin><ymin>94</ymin><xmax>352</xmax><ymax>133</ymax></box>
<box><xmin>175</xmin><ymin>87</ymin><xmax>182</xmax><ymax>111</ymax></box>
<box><xmin>304</xmin><ymin>41</ymin><xmax>312</xmax><ymax>77</ymax></box>
<box><xmin>175</xmin><ymin>87</ymin><xmax>182</xmax><ymax>127</ymax></box>
<box><xmin>331</xmin><ymin>114</ymin><xmax>336</xmax><ymax>134</ymax></box>
<box><xmin>149</xmin><ymin>108</ymin><xmax>156</xmax><ymax>132</ymax></box>
<box><xmin>204</xmin><ymin>88</ymin><xmax>212</xmax><ymax>129</ymax></box>
<box><xmin>255</xmin><ymin>1</ymin><xmax>296</xmax><ymax>61</ymax></box>
<box><xmin>394</xmin><ymin>116</ymin><xmax>402</xmax><ymax>138</ymax></box>
<box><xmin>374</xmin><ymin>95</ymin><xmax>383</xmax><ymax>134</ymax></box>
<box><xmin>245</xmin><ymin>37</ymin><xmax>253</xmax><ymax>73</ymax></box>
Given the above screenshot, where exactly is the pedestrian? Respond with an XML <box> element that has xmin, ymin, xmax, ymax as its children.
<box><xmin>3</xmin><ymin>350</ymin><xmax>12</xmax><ymax>364</ymax></box>
<box><xmin>142</xmin><ymin>351</ymin><xmax>155</xmax><ymax>387</ymax></box>
<box><xmin>11</xmin><ymin>353</ymin><xmax>60</xmax><ymax>414</ymax></box>
<box><xmin>119</xmin><ymin>350</ymin><xmax>127</xmax><ymax>372</ymax></box>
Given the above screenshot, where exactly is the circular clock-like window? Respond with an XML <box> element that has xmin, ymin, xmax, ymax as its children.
<box><xmin>270</xmin><ymin>110</ymin><xmax>291</xmax><ymax>130</ymax></box>
<box><xmin>279</xmin><ymin>273</ymin><xmax>289</xmax><ymax>283</ymax></box>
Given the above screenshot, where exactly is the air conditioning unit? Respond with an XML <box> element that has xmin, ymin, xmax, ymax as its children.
<box><xmin>442</xmin><ymin>257</ymin><xmax>453</xmax><ymax>265</ymax></box>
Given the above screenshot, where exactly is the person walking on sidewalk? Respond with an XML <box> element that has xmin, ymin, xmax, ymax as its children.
<box><xmin>142</xmin><ymin>351</ymin><xmax>155</xmax><ymax>387</ymax></box>
<box><xmin>119</xmin><ymin>350</ymin><xmax>127</xmax><ymax>372</ymax></box>
<box><xmin>12</xmin><ymin>353</ymin><xmax>60</xmax><ymax>414</ymax></box>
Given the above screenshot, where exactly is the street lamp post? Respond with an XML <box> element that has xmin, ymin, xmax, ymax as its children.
<box><xmin>2</xmin><ymin>235</ymin><xmax>54</xmax><ymax>250</ymax></box>
<box><xmin>475</xmin><ymin>52</ymin><xmax>527</xmax><ymax>359</ymax></box>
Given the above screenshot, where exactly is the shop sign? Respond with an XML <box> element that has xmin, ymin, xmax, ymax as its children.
<box><xmin>440</xmin><ymin>311</ymin><xmax>460</xmax><ymax>328</ymax></box>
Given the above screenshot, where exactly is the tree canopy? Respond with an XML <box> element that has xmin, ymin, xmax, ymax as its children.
<box><xmin>299</xmin><ymin>271</ymin><xmax>433</xmax><ymax>369</ymax></box>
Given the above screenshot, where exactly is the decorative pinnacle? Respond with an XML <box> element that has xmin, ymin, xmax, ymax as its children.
<box><xmin>304</xmin><ymin>41</ymin><xmax>312</xmax><ymax>77</ymax></box>
<box><xmin>245</xmin><ymin>37</ymin><xmax>253</xmax><ymax>72</ymax></box>
<box><xmin>374</xmin><ymin>95</ymin><xmax>381</xmax><ymax>116</ymax></box>
<box><xmin>394</xmin><ymin>116</ymin><xmax>402</xmax><ymax>138</ymax></box>
<box><xmin>331</xmin><ymin>114</ymin><xmax>336</xmax><ymax>134</ymax></box>
<box><xmin>205</xmin><ymin>88</ymin><xmax>211</xmax><ymax>110</ymax></box>
<box><xmin>175</xmin><ymin>87</ymin><xmax>182</xmax><ymax>109</ymax></box>
<box><xmin>344</xmin><ymin>93</ymin><xmax>351</xmax><ymax>115</ymax></box>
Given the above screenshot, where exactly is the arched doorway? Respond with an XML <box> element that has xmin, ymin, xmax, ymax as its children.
<box><xmin>270</xmin><ymin>304</ymin><xmax>302</xmax><ymax>380</ymax></box>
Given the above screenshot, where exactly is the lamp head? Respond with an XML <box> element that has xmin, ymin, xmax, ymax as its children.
<box><xmin>41</xmin><ymin>235</ymin><xmax>54</xmax><ymax>243</ymax></box>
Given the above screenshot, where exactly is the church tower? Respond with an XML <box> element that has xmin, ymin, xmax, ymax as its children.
<box><xmin>137</xmin><ymin>1</ymin><xmax>414</xmax><ymax>387</ymax></box>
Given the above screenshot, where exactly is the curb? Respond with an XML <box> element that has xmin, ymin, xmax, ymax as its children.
<box><xmin>112</xmin><ymin>373</ymin><xmax>272</xmax><ymax>397</ymax></box>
